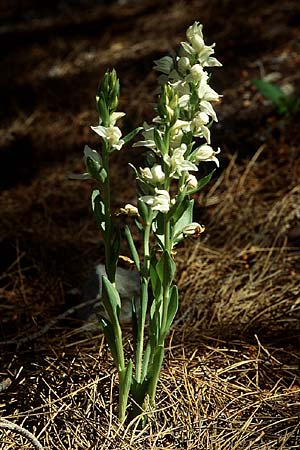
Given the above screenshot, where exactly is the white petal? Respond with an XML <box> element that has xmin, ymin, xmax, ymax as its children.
<box><xmin>91</xmin><ymin>125</ymin><xmax>106</xmax><ymax>138</ymax></box>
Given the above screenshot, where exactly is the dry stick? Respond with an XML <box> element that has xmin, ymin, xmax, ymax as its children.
<box><xmin>0</xmin><ymin>419</ymin><xmax>44</xmax><ymax>450</ymax></box>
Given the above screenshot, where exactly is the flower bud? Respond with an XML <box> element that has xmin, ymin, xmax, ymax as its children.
<box><xmin>119</xmin><ymin>204</ymin><xmax>139</xmax><ymax>216</ymax></box>
<box><xmin>177</xmin><ymin>56</ymin><xmax>190</xmax><ymax>74</ymax></box>
<box><xmin>182</xmin><ymin>222</ymin><xmax>205</xmax><ymax>237</ymax></box>
<box><xmin>186</xmin><ymin>174</ymin><xmax>198</xmax><ymax>189</ymax></box>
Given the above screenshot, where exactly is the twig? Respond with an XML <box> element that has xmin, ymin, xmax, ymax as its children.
<box><xmin>0</xmin><ymin>419</ymin><xmax>44</xmax><ymax>450</ymax></box>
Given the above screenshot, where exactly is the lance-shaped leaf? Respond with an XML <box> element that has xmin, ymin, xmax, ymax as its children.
<box><xmin>131</xmin><ymin>377</ymin><xmax>150</xmax><ymax>413</ymax></box>
<box><xmin>174</xmin><ymin>198</ymin><xmax>193</xmax><ymax>228</ymax></box>
<box><xmin>102</xmin><ymin>276</ymin><xmax>121</xmax><ymax>324</ymax></box>
<box><xmin>150</xmin><ymin>257</ymin><xmax>162</xmax><ymax>300</ymax></box>
<box><xmin>252</xmin><ymin>80</ymin><xmax>285</xmax><ymax>108</ymax></box>
<box><xmin>91</xmin><ymin>189</ymin><xmax>105</xmax><ymax>232</ymax></box>
<box><xmin>119</xmin><ymin>359</ymin><xmax>133</xmax><ymax>421</ymax></box>
<box><xmin>131</xmin><ymin>297</ymin><xmax>139</xmax><ymax>351</ymax></box>
<box><xmin>153</xmin><ymin>128</ymin><xmax>166</xmax><ymax>153</ymax></box>
<box><xmin>141</xmin><ymin>342</ymin><xmax>151</xmax><ymax>382</ymax></box>
<box><xmin>188</xmin><ymin>170</ymin><xmax>216</xmax><ymax>195</ymax></box>
<box><xmin>124</xmin><ymin>225</ymin><xmax>140</xmax><ymax>271</ymax></box>
<box><xmin>156</xmin><ymin>251</ymin><xmax>176</xmax><ymax>286</ymax></box>
<box><xmin>148</xmin><ymin>345</ymin><xmax>164</xmax><ymax>381</ymax></box>
<box><xmin>152</xmin><ymin>211</ymin><xmax>165</xmax><ymax>248</ymax></box>
<box><xmin>173</xmin><ymin>199</ymin><xmax>194</xmax><ymax>242</ymax></box>
<box><xmin>149</xmin><ymin>298</ymin><xmax>161</xmax><ymax>351</ymax></box>
<box><xmin>164</xmin><ymin>285</ymin><xmax>178</xmax><ymax>333</ymax></box>
<box><xmin>137</xmin><ymin>197</ymin><xmax>150</xmax><ymax>224</ymax></box>
<box><xmin>99</xmin><ymin>316</ymin><xmax>118</xmax><ymax>367</ymax></box>
<box><xmin>123</xmin><ymin>127</ymin><xmax>143</xmax><ymax>144</ymax></box>
<box><xmin>107</xmin><ymin>226</ymin><xmax>120</xmax><ymax>280</ymax></box>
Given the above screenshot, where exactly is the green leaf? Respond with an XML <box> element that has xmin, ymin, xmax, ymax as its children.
<box><xmin>173</xmin><ymin>199</ymin><xmax>194</xmax><ymax>237</ymax></box>
<box><xmin>197</xmin><ymin>170</ymin><xmax>215</xmax><ymax>190</ymax></box>
<box><xmin>167</xmin><ymin>188</ymin><xmax>187</xmax><ymax>222</ymax></box>
<box><xmin>98</xmin><ymin>167</ymin><xmax>108</xmax><ymax>183</ymax></box>
<box><xmin>91</xmin><ymin>189</ymin><xmax>105</xmax><ymax>232</ymax></box>
<box><xmin>141</xmin><ymin>342</ymin><xmax>151</xmax><ymax>382</ymax></box>
<box><xmin>153</xmin><ymin>128</ymin><xmax>165</xmax><ymax>153</ymax></box>
<box><xmin>253</xmin><ymin>79</ymin><xmax>285</xmax><ymax>106</ymax></box>
<box><xmin>131</xmin><ymin>377</ymin><xmax>150</xmax><ymax>412</ymax></box>
<box><xmin>86</xmin><ymin>156</ymin><xmax>100</xmax><ymax>180</ymax></box>
<box><xmin>188</xmin><ymin>170</ymin><xmax>216</xmax><ymax>195</ymax></box>
<box><xmin>124</xmin><ymin>225</ymin><xmax>140</xmax><ymax>271</ymax></box>
<box><xmin>150</xmin><ymin>345</ymin><xmax>164</xmax><ymax>377</ymax></box>
<box><xmin>152</xmin><ymin>212</ymin><xmax>165</xmax><ymax>248</ymax></box>
<box><xmin>123</xmin><ymin>127</ymin><xmax>143</xmax><ymax>144</ymax></box>
<box><xmin>137</xmin><ymin>198</ymin><xmax>150</xmax><ymax>224</ymax></box>
<box><xmin>150</xmin><ymin>257</ymin><xmax>162</xmax><ymax>300</ymax></box>
<box><xmin>99</xmin><ymin>316</ymin><xmax>118</xmax><ymax>366</ymax></box>
<box><xmin>106</xmin><ymin>226</ymin><xmax>120</xmax><ymax>280</ymax></box>
<box><xmin>156</xmin><ymin>251</ymin><xmax>176</xmax><ymax>286</ymax></box>
<box><xmin>102</xmin><ymin>276</ymin><xmax>121</xmax><ymax>323</ymax></box>
<box><xmin>119</xmin><ymin>359</ymin><xmax>133</xmax><ymax>421</ymax></box>
<box><xmin>131</xmin><ymin>298</ymin><xmax>138</xmax><ymax>350</ymax></box>
<box><xmin>165</xmin><ymin>285</ymin><xmax>178</xmax><ymax>332</ymax></box>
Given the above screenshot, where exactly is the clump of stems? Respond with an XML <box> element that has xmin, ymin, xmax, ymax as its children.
<box><xmin>71</xmin><ymin>22</ymin><xmax>222</xmax><ymax>423</ymax></box>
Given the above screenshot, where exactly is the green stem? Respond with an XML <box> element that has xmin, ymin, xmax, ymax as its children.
<box><xmin>135</xmin><ymin>220</ymin><xmax>151</xmax><ymax>383</ymax></box>
<box><xmin>148</xmin><ymin>217</ymin><xmax>172</xmax><ymax>406</ymax></box>
<box><xmin>101</xmin><ymin>141</ymin><xmax>126</xmax><ymax>419</ymax></box>
<box><xmin>102</xmin><ymin>143</ymin><xmax>115</xmax><ymax>282</ymax></box>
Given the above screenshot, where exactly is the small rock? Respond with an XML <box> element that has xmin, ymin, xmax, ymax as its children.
<box><xmin>76</xmin><ymin>264</ymin><xmax>140</xmax><ymax>326</ymax></box>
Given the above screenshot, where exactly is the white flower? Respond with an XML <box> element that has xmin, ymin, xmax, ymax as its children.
<box><xmin>198</xmin><ymin>81</ymin><xmax>220</xmax><ymax>103</ymax></box>
<box><xmin>171</xmin><ymin>119</ymin><xmax>191</xmax><ymax>133</ymax></box>
<box><xmin>186</xmin><ymin>22</ymin><xmax>205</xmax><ymax>53</ymax></box>
<box><xmin>170</xmin><ymin>120</ymin><xmax>191</xmax><ymax>148</ymax></box>
<box><xmin>140</xmin><ymin>188</ymin><xmax>170</xmax><ymax>213</ymax></box>
<box><xmin>191</xmin><ymin>111</ymin><xmax>211</xmax><ymax>143</ymax></box>
<box><xmin>185</xmin><ymin>22</ymin><xmax>222</xmax><ymax>67</ymax></box>
<box><xmin>91</xmin><ymin>125</ymin><xmax>124</xmax><ymax>150</ymax></box>
<box><xmin>189</xmin><ymin>64</ymin><xmax>205</xmax><ymax>82</ymax></box>
<box><xmin>178</xmin><ymin>94</ymin><xmax>190</xmax><ymax>108</ymax></box>
<box><xmin>165</xmin><ymin>144</ymin><xmax>198</xmax><ymax>176</ymax></box>
<box><xmin>204</xmin><ymin>56</ymin><xmax>222</xmax><ymax>67</ymax></box>
<box><xmin>140</xmin><ymin>164</ymin><xmax>165</xmax><ymax>185</ymax></box>
<box><xmin>154</xmin><ymin>56</ymin><xmax>174</xmax><ymax>75</ymax></box>
<box><xmin>193</xmin><ymin>144</ymin><xmax>220</xmax><ymax>167</ymax></box>
<box><xmin>199</xmin><ymin>100</ymin><xmax>218</xmax><ymax>122</ymax></box>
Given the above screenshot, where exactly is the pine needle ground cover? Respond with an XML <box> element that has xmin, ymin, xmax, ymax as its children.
<box><xmin>0</xmin><ymin>0</ymin><xmax>300</xmax><ymax>448</ymax></box>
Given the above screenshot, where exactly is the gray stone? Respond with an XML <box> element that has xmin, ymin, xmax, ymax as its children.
<box><xmin>78</xmin><ymin>264</ymin><xmax>140</xmax><ymax>325</ymax></box>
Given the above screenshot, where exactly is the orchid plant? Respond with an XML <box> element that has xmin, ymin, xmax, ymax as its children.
<box><xmin>72</xmin><ymin>22</ymin><xmax>221</xmax><ymax>423</ymax></box>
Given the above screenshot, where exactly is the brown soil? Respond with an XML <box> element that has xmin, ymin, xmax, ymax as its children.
<box><xmin>1</xmin><ymin>0</ymin><xmax>300</xmax><ymax>448</ymax></box>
